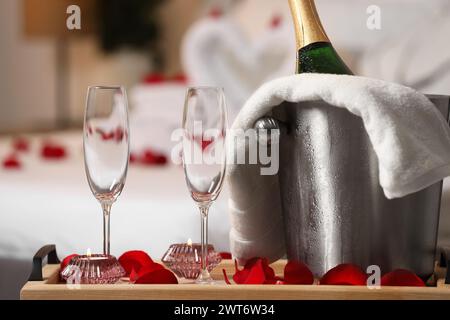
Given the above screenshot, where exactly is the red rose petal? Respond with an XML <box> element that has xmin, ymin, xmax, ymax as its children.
<box><xmin>95</xmin><ymin>128</ymin><xmax>115</xmax><ymax>141</ymax></box>
<box><xmin>154</xmin><ymin>155</ymin><xmax>168</xmax><ymax>165</ymax></box>
<box><xmin>223</xmin><ymin>269</ymin><xmax>232</xmax><ymax>285</ymax></box>
<box><xmin>232</xmin><ymin>258</ymin><xmax>275</xmax><ymax>285</ymax></box>
<box><xmin>118</xmin><ymin>250</ymin><xmax>154</xmax><ymax>276</ymax></box>
<box><xmin>114</xmin><ymin>127</ymin><xmax>124</xmax><ymax>142</ymax></box>
<box><xmin>209</xmin><ymin>7</ymin><xmax>223</xmax><ymax>19</ymax></box>
<box><xmin>220</xmin><ymin>252</ymin><xmax>232</xmax><ymax>260</ymax></box>
<box><xmin>129</xmin><ymin>268</ymin><xmax>139</xmax><ymax>283</ymax></box>
<box><xmin>381</xmin><ymin>269</ymin><xmax>425</xmax><ymax>287</ymax></box>
<box><xmin>3</xmin><ymin>155</ymin><xmax>21</xmax><ymax>169</ymax></box>
<box><xmin>270</xmin><ymin>15</ymin><xmax>282</xmax><ymax>29</ymax></box>
<box><xmin>141</xmin><ymin>151</ymin><xmax>156</xmax><ymax>164</ymax></box>
<box><xmin>41</xmin><ymin>143</ymin><xmax>67</xmax><ymax>159</ymax></box>
<box><xmin>320</xmin><ymin>264</ymin><xmax>367</xmax><ymax>286</ymax></box>
<box><xmin>135</xmin><ymin>268</ymin><xmax>178</xmax><ymax>284</ymax></box>
<box><xmin>201</xmin><ymin>139</ymin><xmax>213</xmax><ymax>151</ymax></box>
<box><xmin>13</xmin><ymin>137</ymin><xmax>29</xmax><ymax>152</ymax></box>
<box><xmin>141</xmin><ymin>149</ymin><xmax>167</xmax><ymax>166</ymax></box>
<box><xmin>60</xmin><ymin>254</ymin><xmax>78</xmax><ymax>271</ymax></box>
<box><xmin>232</xmin><ymin>260</ymin><xmax>251</xmax><ymax>284</ymax></box>
<box><xmin>143</xmin><ymin>73</ymin><xmax>165</xmax><ymax>84</ymax></box>
<box><xmin>284</xmin><ymin>260</ymin><xmax>314</xmax><ymax>285</ymax></box>
<box><xmin>242</xmin><ymin>259</ymin><xmax>266</xmax><ymax>284</ymax></box>
<box><xmin>170</xmin><ymin>73</ymin><xmax>188</xmax><ymax>84</ymax></box>
<box><xmin>138</xmin><ymin>263</ymin><xmax>165</xmax><ymax>274</ymax></box>
<box><xmin>244</xmin><ymin>257</ymin><xmax>275</xmax><ymax>280</ymax></box>
<box><xmin>130</xmin><ymin>263</ymin><xmax>165</xmax><ymax>283</ymax></box>
<box><xmin>225</xmin><ymin>257</ymin><xmax>313</xmax><ymax>286</ymax></box>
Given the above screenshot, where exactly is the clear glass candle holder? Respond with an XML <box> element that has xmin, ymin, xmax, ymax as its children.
<box><xmin>60</xmin><ymin>254</ymin><xmax>126</xmax><ymax>284</ymax></box>
<box><xmin>161</xmin><ymin>243</ymin><xmax>222</xmax><ymax>280</ymax></box>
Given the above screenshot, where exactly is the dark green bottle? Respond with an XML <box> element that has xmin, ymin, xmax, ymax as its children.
<box><xmin>289</xmin><ymin>0</ymin><xmax>353</xmax><ymax>75</ymax></box>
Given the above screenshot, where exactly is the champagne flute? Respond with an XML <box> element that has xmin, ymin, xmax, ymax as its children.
<box><xmin>182</xmin><ymin>87</ymin><xmax>227</xmax><ymax>284</ymax></box>
<box><xmin>84</xmin><ymin>86</ymin><xmax>129</xmax><ymax>262</ymax></box>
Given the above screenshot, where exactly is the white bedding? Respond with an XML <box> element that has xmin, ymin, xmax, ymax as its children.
<box><xmin>0</xmin><ymin>131</ymin><xmax>231</xmax><ymax>262</ymax></box>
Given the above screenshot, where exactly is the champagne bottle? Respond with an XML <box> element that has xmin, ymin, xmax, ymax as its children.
<box><xmin>288</xmin><ymin>0</ymin><xmax>353</xmax><ymax>75</ymax></box>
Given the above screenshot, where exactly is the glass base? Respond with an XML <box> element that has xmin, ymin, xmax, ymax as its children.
<box><xmin>161</xmin><ymin>243</ymin><xmax>222</xmax><ymax>280</ymax></box>
<box><xmin>60</xmin><ymin>254</ymin><xmax>125</xmax><ymax>284</ymax></box>
<box><xmin>195</xmin><ymin>270</ymin><xmax>216</xmax><ymax>285</ymax></box>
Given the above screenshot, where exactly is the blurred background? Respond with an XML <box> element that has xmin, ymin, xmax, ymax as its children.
<box><xmin>2</xmin><ymin>0</ymin><xmax>450</xmax><ymax>132</ymax></box>
<box><xmin>1</xmin><ymin>0</ymin><xmax>450</xmax><ymax>299</ymax></box>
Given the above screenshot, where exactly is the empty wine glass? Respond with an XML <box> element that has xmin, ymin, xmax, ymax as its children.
<box><xmin>182</xmin><ymin>87</ymin><xmax>227</xmax><ymax>284</ymax></box>
<box><xmin>82</xmin><ymin>86</ymin><xmax>129</xmax><ymax>282</ymax></box>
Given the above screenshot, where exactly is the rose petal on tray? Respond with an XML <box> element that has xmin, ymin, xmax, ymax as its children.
<box><xmin>223</xmin><ymin>269</ymin><xmax>232</xmax><ymax>285</ymax></box>
<box><xmin>129</xmin><ymin>269</ymin><xmax>139</xmax><ymax>283</ymax></box>
<box><xmin>118</xmin><ymin>250</ymin><xmax>154</xmax><ymax>276</ymax></box>
<box><xmin>232</xmin><ymin>260</ymin><xmax>251</xmax><ymax>284</ymax></box>
<box><xmin>320</xmin><ymin>264</ymin><xmax>367</xmax><ymax>286</ymax></box>
<box><xmin>230</xmin><ymin>258</ymin><xmax>276</xmax><ymax>285</ymax></box>
<box><xmin>243</xmin><ymin>259</ymin><xmax>267</xmax><ymax>285</ymax></box>
<box><xmin>245</xmin><ymin>257</ymin><xmax>275</xmax><ymax>280</ymax></box>
<box><xmin>381</xmin><ymin>269</ymin><xmax>425</xmax><ymax>287</ymax></box>
<box><xmin>134</xmin><ymin>268</ymin><xmax>178</xmax><ymax>284</ymax></box>
<box><xmin>284</xmin><ymin>261</ymin><xmax>314</xmax><ymax>285</ymax></box>
<box><xmin>129</xmin><ymin>263</ymin><xmax>166</xmax><ymax>283</ymax></box>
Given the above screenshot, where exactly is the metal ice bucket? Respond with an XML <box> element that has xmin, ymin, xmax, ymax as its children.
<box><xmin>265</xmin><ymin>95</ymin><xmax>450</xmax><ymax>279</ymax></box>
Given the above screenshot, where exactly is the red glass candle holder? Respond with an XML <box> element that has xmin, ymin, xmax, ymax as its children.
<box><xmin>161</xmin><ymin>243</ymin><xmax>222</xmax><ymax>280</ymax></box>
<box><xmin>60</xmin><ymin>254</ymin><xmax>125</xmax><ymax>284</ymax></box>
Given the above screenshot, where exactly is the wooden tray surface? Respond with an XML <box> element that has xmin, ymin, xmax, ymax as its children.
<box><xmin>20</xmin><ymin>260</ymin><xmax>450</xmax><ymax>300</ymax></box>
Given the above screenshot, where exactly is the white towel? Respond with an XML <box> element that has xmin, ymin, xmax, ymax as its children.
<box><xmin>227</xmin><ymin>74</ymin><xmax>450</xmax><ymax>262</ymax></box>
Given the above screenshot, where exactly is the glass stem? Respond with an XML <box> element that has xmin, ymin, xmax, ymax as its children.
<box><xmin>200</xmin><ymin>205</ymin><xmax>209</xmax><ymax>276</ymax></box>
<box><xmin>102</xmin><ymin>202</ymin><xmax>112</xmax><ymax>255</ymax></box>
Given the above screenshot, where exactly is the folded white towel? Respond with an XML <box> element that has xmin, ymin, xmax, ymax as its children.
<box><xmin>181</xmin><ymin>16</ymin><xmax>294</xmax><ymax>121</ymax></box>
<box><xmin>227</xmin><ymin>74</ymin><xmax>450</xmax><ymax>262</ymax></box>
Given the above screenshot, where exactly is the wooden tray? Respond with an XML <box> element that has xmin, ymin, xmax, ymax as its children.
<box><xmin>20</xmin><ymin>245</ymin><xmax>450</xmax><ymax>300</ymax></box>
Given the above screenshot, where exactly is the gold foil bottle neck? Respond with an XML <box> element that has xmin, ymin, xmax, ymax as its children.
<box><xmin>289</xmin><ymin>0</ymin><xmax>330</xmax><ymax>50</ymax></box>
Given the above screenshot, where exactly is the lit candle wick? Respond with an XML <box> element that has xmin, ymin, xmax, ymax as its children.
<box><xmin>86</xmin><ymin>248</ymin><xmax>92</xmax><ymax>258</ymax></box>
<box><xmin>187</xmin><ymin>238</ymin><xmax>193</xmax><ymax>247</ymax></box>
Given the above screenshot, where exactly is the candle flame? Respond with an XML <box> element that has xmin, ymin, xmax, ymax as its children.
<box><xmin>86</xmin><ymin>248</ymin><xmax>92</xmax><ymax>257</ymax></box>
<box><xmin>187</xmin><ymin>238</ymin><xmax>193</xmax><ymax>246</ymax></box>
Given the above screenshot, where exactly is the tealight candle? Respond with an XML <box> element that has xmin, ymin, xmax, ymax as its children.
<box><xmin>60</xmin><ymin>248</ymin><xmax>125</xmax><ymax>284</ymax></box>
<box><xmin>161</xmin><ymin>239</ymin><xmax>222</xmax><ymax>280</ymax></box>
